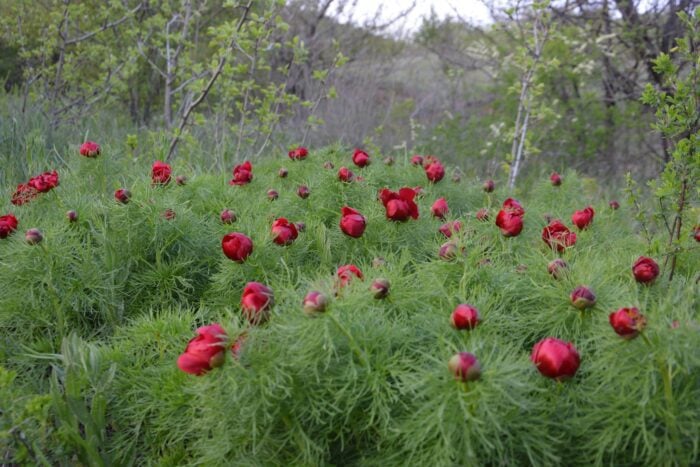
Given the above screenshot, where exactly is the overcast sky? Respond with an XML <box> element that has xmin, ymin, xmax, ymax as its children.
<box><xmin>345</xmin><ymin>0</ymin><xmax>492</xmax><ymax>33</ymax></box>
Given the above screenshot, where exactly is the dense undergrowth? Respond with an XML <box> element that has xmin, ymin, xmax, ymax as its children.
<box><xmin>0</xmin><ymin>142</ymin><xmax>698</xmax><ymax>466</ymax></box>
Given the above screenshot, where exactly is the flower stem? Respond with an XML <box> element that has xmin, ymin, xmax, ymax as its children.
<box><xmin>327</xmin><ymin>312</ymin><xmax>369</xmax><ymax>368</ymax></box>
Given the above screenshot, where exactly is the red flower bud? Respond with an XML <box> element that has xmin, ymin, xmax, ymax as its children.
<box><xmin>25</xmin><ymin>228</ymin><xmax>43</xmax><ymax>245</ymax></box>
<box><xmin>278</xmin><ymin>168</ymin><xmax>288</xmax><ymax>178</ymax></box>
<box><xmin>163</xmin><ymin>208</ymin><xmax>176</xmax><ymax>220</ymax></box>
<box><xmin>79</xmin><ymin>141</ymin><xmax>101</xmax><ymax>157</ymax></box>
<box><xmin>338</xmin><ymin>166</ymin><xmax>355</xmax><ymax>182</ymax></box>
<box><xmin>450</xmin><ymin>304</ymin><xmax>481</xmax><ymax>330</ymax></box>
<box><xmin>303</xmin><ymin>291</ymin><xmax>328</xmax><ymax>315</ymax></box>
<box><xmin>570</xmin><ymin>286</ymin><xmax>596</xmax><ymax>310</ymax></box>
<box><xmin>175</xmin><ymin>175</ymin><xmax>187</xmax><ymax>186</ymax></box>
<box><xmin>448</xmin><ymin>352</ymin><xmax>481</xmax><ymax>382</ymax></box>
<box><xmin>241</xmin><ymin>282</ymin><xmax>274</xmax><ymax>325</ymax></box>
<box><xmin>220</xmin><ymin>209</ymin><xmax>236</xmax><ymax>224</ymax></box>
<box><xmin>0</xmin><ymin>214</ymin><xmax>19</xmax><ymax>239</ymax></box>
<box><xmin>230</xmin><ymin>161</ymin><xmax>253</xmax><ymax>186</ymax></box>
<box><xmin>271</xmin><ymin>218</ymin><xmax>298</xmax><ymax>245</ymax></box>
<box><xmin>424</xmin><ymin>158</ymin><xmax>445</xmax><ymax>183</ymax></box>
<box><xmin>609</xmin><ymin>200</ymin><xmax>620</xmax><ymax>210</ymax></box>
<box><xmin>324</xmin><ymin>161</ymin><xmax>335</xmax><ymax>170</ymax></box>
<box><xmin>340</xmin><ymin>206</ymin><xmax>366</xmax><ymax>238</ymax></box>
<box><xmin>550</xmin><ymin>172</ymin><xmax>562</xmax><ymax>186</ymax></box>
<box><xmin>295</xmin><ymin>222</ymin><xmax>306</xmax><ymax>232</ymax></box>
<box><xmin>632</xmin><ymin>256</ymin><xmax>659</xmax><ymax>283</ymax></box>
<box><xmin>693</xmin><ymin>225</ymin><xmax>700</xmax><ymax>242</ymax></box>
<box><xmin>531</xmin><ymin>337</ymin><xmax>580</xmax><ymax>380</ymax></box>
<box><xmin>547</xmin><ymin>258</ymin><xmax>568</xmax><ymax>279</ymax></box>
<box><xmin>383</xmin><ymin>156</ymin><xmax>394</xmax><ymax>166</ymax></box>
<box><xmin>410</xmin><ymin>155</ymin><xmax>424</xmax><ymax>166</ymax></box>
<box><xmin>177</xmin><ymin>324</ymin><xmax>227</xmax><ymax>376</ymax></box>
<box><xmin>66</xmin><ymin>210</ymin><xmax>78</xmax><ymax>223</ymax></box>
<box><xmin>267</xmin><ymin>189</ymin><xmax>279</xmax><ymax>201</ymax></box>
<box><xmin>609</xmin><ymin>307</ymin><xmax>647</xmax><ymax>339</ymax></box>
<box><xmin>231</xmin><ymin>333</ymin><xmax>246</xmax><ymax>360</ymax></box>
<box><xmin>431</xmin><ymin>197</ymin><xmax>449</xmax><ymax>220</ymax></box>
<box><xmin>151</xmin><ymin>160</ymin><xmax>172</xmax><ymax>186</ymax></box>
<box><xmin>571</xmin><ymin>206</ymin><xmax>595</xmax><ymax>230</ymax></box>
<box><xmin>297</xmin><ymin>185</ymin><xmax>310</xmax><ymax>199</ymax></box>
<box><xmin>372</xmin><ymin>257</ymin><xmax>387</xmax><ymax>268</ymax></box>
<box><xmin>542</xmin><ymin>220</ymin><xmax>577</xmax><ymax>252</ymax></box>
<box><xmin>114</xmin><ymin>188</ymin><xmax>131</xmax><ymax>204</ymax></box>
<box><xmin>352</xmin><ymin>149</ymin><xmax>371</xmax><ymax>168</ymax></box>
<box><xmin>482</xmin><ymin>179</ymin><xmax>495</xmax><ymax>193</ymax></box>
<box><xmin>222</xmin><ymin>232</ymin><xmax>253</xmax><ymax>262</ymax></box>
<box><xmin>476</xmin><ymin>208</ymin><xmax>489</xmax><ymax>222</ymax></box>
<box><xmin>439</xmin><ymin>241</ymin><xmax>460</xmax><ymax>260</ymax></box>
<box><xmin>495</xmin><ymin>211</ymin><xmax>523</xmax><ymax>237</ymax></box>
<box><xmin>288</xmin><ymin>146</ymin><xmax>308</xmax><ymax>160</ymax></box>
<box><xmin>369</xmin><ymin>278</ymin><xmax>390</xmax><ymax>299</ymax></box>
<box><xmin>438</xmin><ymin>220</ymin><xmax>462</xmax><ymax>238</ymax></box>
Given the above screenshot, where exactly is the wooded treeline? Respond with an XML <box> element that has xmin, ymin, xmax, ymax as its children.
<box><xmin>0</xmin><ymin>0</ymin><xmax>697</xmax><ymax>178</ymax></box>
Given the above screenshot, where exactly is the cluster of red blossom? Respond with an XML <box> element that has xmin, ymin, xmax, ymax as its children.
<box><xmin>1</xmin><ymin>141</ymin><xmax>696</xmax><ymax>382</ymax></box>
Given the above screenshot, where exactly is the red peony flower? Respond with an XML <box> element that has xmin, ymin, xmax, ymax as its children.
<box><xmin>571</xmin><ymin>206</ymin><xmax>595</xmax><ymax>230</ymax></box>
<box><xmin>495</xmin><ymin>210</ymin><xmax>524</xmax><ymax>237</ymax></box>
<box><xmin>542</xmin><ymin>220</ymin><xmax>577</xmax><ymax>252</ymax></box>
<box><xmin>28</xmin><ymin>170</ymin><xmax>59</xmax><ymax>193</ymax></box>
<box><xmin>337</xmin><ymin>264</ymin><xmax>363</xmax><ymax>288</ymax></box>
<box><xmin>431</xmin><ymin>197</ymin><xmax>449</xmax><ymax>220</ymax></box>
<box><xmin>370</xmin><ymin>278</ymin><xmax>390</xmax><ymax>299</ymax></box>
<box><xmin>241</xmin><ymin>282</ymin><xmax>274</xmax><ymax>324</ymax></box>
<box><xmin>11</xmin><ymin>183</ymin><xmax>39</xmax><ymax>206</ymax></box>
<box><xmin>338</xmin><ymin>166</ymin><xmax>355</xmax><ymax>182</ymax></box>
<box><xmin>222</xmin><ymin>232</ymin><xmax>253</xmax><ymax>262</ymax></box>
<box><xmin>352</xmin><ymin>148</ymin><xmax>371</xmax><ymax>168</ymax></box>
<box><xmin>220</xmin><ymin>209</ymin><xmax>236</xmax><ymax>224</ymax></box>
<box><xmin>450</xmin><ymin>304</ymin><xmax>481</xmax><ymax>330</ymax></box>
<box><xmin>271</xmin><ymin>218</ymin><xmax>298</xmax><ymax>245</ymax></box>
<box><xmin>483</xmin><ymin>179</ymin><xmax>495</xmax><ymax>193</ymax></box>
<box><xmin>0</xmin><ymin>214</ymin><xmax>19</xmax><ymax>239</ymax></box>
<box><xmin>114</xmin><ymin>188</ymin><xmax>131</xmax><ymax>204</ymax></box>
<box><xmin>340</xmin><ymin>206</ymin><xmax>366</xmax><ymax>238</ymax></box>
<box><xmin>297</xmin><ymin>185</ymin><xmax>310</xmax><ymax>199</ymax></box>
<box><xmin>632</xmin><ymin>256</ymin><xmax>659</xmax><ymax>284</ymax></box>
<box><xmin>177</xmin><ymin>324</ymin><xmax>227</xmax><ymax>376</ymax></box>
<box><xmin>570</xmin><ymin>286</ymin><xmax>596</xmax><ymax>309</ymax></box>
<box><xmin>230</xmin><ymin>161</ymin><xmax>253</xmax><ymax>186</ymax></box>
<box><xmin>609</xmin><ymin>307</ymin><xmax>647</xmax><ymax>339</ymax></box>
<box><xmin>303</xmin><ymin>291</ymin><xmax>328</xmax><ymax>315</ymax></box>
<box><xmin>151</xmin><ymin>161</ymin><xmax>172</xmax><ymax>185</ymax></box>
<box><xmin>547</xmin><ymin>258</ymin><xmax>568</xmax><ymax>279</ymax></box>
<box><xmin>79</xmin><ymin>141</ymin><xmax>101</xmax><ymax>157</ymax></box>
<box><xmin>424</xmin><ymin>158</ymin><xmax>445</xmax><ymax>183</ymax></box>
<box><xmin>410</xmin><ymin>155</ymin><xmax>424</xmax><ymax>166</ymax></box>
<box><xmin>476</xmin><ymin>208</ymin><xmax>489</xmax><ymax>222</ymax></box>
<box><xmin>379</xmin><ymin>187</ymin><xmax>419</xmax><ymax>221</ymax></box>
<box><xmin>439</xmin><ymin>220</ymin><xmax>462</xmax><ymax>238</ymax></box>
<box><xmin>550</xmin><ymin>172</ymin><xmax>562</xmax><ymax>186</ymax></box>
<box><xmin>531</xmin><ymin>337</ymin><xmax>580</xmax><ymax>380</ymax></box>
<box><xmin>448</xmin><ymin>352</ymin><xmax>481</xmax><ymax>382</ymax></box>
<box><xmin>288</xmin><ymin>146</ymin><xmax>308</xmax><ymax>160</ymax></box>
